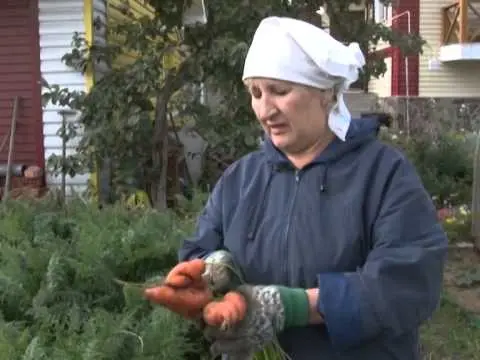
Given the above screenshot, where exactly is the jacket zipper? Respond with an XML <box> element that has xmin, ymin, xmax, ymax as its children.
<box><xmin>283</xmin><ymin>170</ymin><xmax>301</xmax><ymax>283</ymax></box>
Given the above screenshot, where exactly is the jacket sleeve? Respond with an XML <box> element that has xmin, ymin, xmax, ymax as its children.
<box><xmin>317</xmin><ymin>157</ymin><xmax>448</xmax><ymax>349</ymax></box>
<box><xmin>177</xmin><ymin>176</ymin><xmax>225</xmax><ymax>262</ymax></box>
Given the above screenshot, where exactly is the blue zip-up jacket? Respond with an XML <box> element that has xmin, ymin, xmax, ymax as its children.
<box><xmin>179</xmin><ymin>117</ymin><xmax>448</xmax><ymax>359</ymax></box>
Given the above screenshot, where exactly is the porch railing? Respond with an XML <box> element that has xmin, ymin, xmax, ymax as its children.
<box><xmin>442</xmin><ymin>0</ymin><xmax>480</xmax><ymax>44</ymax></box>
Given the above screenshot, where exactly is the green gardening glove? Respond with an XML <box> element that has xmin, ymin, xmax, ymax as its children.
<box><xmin>202</xmin><ymin>250</ymin><xmax>244</xmax><ymax>294</ymax></box>
<box><xmin>203</xmin><ymin>284</ymin><xmax>310</xmax><ymax>359</ymax></box>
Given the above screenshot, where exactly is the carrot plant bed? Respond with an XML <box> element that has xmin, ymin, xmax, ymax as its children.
<box><xmin>1</xmin><ymin>196</ymin><xmax>478</xmax><ymax>359</ymax></box>
<box><xmin>0</xmin><ymin>198</ymin><xmax>207</xmax><ymax>359</ymax></box>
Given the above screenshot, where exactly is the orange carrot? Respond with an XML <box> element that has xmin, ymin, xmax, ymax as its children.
<box><xmin>164</xmin><ymin>259</ymin><xmax>206</xmax><ymax>288</ymax></box>
<box><xmin>203</xmin><ymin>291</ymin><xmax>248</xmax><ymax>329</ymax></box>
<box><xmin>144</xmin><ymin>284</ymin><xmax>213</xmax><ymax>319</ymax></box>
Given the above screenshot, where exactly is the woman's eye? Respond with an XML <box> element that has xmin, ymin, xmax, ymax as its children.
<box><xmin>249</xmin><ymin>85</ymin><xmax>289</xmax><ymax>98</ymax></box>
<box><xmin>271</xmin><ymin>87</ymin><xmax>289</xmax><ymax>96</ymax></box>
<box><xmin>251</xmin><ymin>86</ymin><xmax>262</xmax><ymax>98</ymax></box>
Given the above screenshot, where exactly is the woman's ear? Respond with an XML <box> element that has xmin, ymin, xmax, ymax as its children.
<box><xmin>319</xmin><ymin>88</ymin><xmax>336</xmax><ymax>114</ymax></box>
<box><xmin>319</xmin><ymin>88</ymin><xmax>336</xmax><ymax>108</ymax></box>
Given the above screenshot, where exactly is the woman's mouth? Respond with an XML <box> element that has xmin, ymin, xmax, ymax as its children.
<box><xmin>268</xmin><ymin>124</ymin><xmax>289</xmax><ymax>134</ymax></box>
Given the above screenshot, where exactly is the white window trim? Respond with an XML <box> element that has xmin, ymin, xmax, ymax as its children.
<box><xmin>374</xmin><ymin>0</ymin><xmax>392</xmax><ymax>25</ymax></box>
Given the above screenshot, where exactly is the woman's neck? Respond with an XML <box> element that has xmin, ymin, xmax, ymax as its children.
<box><xmin>286</xmin><ymin>132</ymin><xmax>335</xmax><ymax>169</ymax></box>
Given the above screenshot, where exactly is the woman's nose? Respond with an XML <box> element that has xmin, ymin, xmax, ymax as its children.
<box><xmin>255</xmin><ymin>98</ymin><xmax>278</xmax><ymax>121</ymax></box>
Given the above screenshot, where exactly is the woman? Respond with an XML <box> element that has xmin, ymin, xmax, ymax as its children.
<box><xmin>147</xmin><ymin>16</ymin><xmax>448</xmax><ymax>359</ymax></box>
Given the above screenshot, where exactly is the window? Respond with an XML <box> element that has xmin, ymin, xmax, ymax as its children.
<box><xmin>374</xmin><ymin>0</ymin><xmax>392</xmax><ymax>25</ymax></box>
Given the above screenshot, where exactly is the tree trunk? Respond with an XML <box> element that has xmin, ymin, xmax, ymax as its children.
<box><xmin>149</xmin><ymin>61</ymin><xmax>191</xmax><ymax>211</ymax></box>
<box><xmin>151</xmin><ymin>91</ymin><xmax>169</xmax><ymax>211</ymax></box>
<box><xmin>471</xmin><ymin>132</ymin><xmax>480</xmax><ymax>251</ymax></box>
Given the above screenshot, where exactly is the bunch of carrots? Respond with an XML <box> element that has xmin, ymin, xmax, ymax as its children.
<box><xmin>141</xmin><ymin>259</ymin><xmax>287</xmax><ymax>360</ymax></box>
<box><xmin>143</xmin><ymin>258</ymin><xmax>248</xmax><ymax>330</ymax></box>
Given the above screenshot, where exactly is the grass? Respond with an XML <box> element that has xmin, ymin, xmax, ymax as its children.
<box><xmin>420</xmin><ymin>294</ymin><xmax>480</xmax><ymax>359</ymax></box>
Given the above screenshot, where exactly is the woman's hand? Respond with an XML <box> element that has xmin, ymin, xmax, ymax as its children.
<box><xmin>143</xmin><ymin>251</ymin><xmax>244</xmax><ymax>321</ymax></box>
<box><xmin>203</xmin><ymin>284</ymin><xmax>310</xmax><ymax>358</ymax></box>
<box><xmin>203</xmin><ymin>250</ymin><xmax>244</xmax><ymax>294</ymax></box>
<box><xmin>144</xmin><ymin>259</ymin><xmax>213</xmax><ymax>319</ymax></box>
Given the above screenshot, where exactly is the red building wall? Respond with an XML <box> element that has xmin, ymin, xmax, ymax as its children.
<box><xmin>0</xmin><ymin>0</ymin><xmax>44</xmax><ymax>168</ymax></box>
<box><xmin>390</xmin><ymin>0</ymin><xmax>420</xmax><ymax>96</ymax></box>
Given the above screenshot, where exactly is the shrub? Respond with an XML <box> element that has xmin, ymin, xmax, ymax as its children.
<box><xmin>439</xmin><ymin>205</ymin><xmax>473</xmax><ymax>244</ymax></box>
<box><xmin>0</xmin><ymin>196</ymin><xmax>208</xmax><ymax>359</ymax></box>
<box><xmin>380</xmin><ymin>129</ymin><xmax>474</xmax><ymax>208</ymax></box>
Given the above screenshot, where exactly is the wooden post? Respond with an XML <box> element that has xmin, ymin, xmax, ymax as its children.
<box><xmin>472</xmin><ymin>132</ymin><xmax>480</xmax><ymax>251</ymax></box>
<box><xmin>3</xmin><ymin>96</ymin><xmax>19</xmax><ymax>203</ymax></box>
<box><xmin>441</xmin><ymin>7</ymin><xmax>447</xmax><ymax>44</ymax></box>
<box><xmin>459</xmin><ymin>0</ymin><xmax>468</xmax><ymax>43</ymax></box>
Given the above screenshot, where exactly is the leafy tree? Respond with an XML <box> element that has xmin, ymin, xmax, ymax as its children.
<box><xmin>42</xmin><ymin>0</ymin><xmax>425</xmax><ymax>210</ymax></box>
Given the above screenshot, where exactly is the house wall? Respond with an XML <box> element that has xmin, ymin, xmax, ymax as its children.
<box><xmin>0</xmin><ymin>0</ymin><xmax>43</xmax><ymax>167</ymax></box>
<box><xmin>36</xmin><ymin>0</ymin><xmax>206</xmax><ymax>197</ymax></box>
<box><xmin>419</xmin><ymin>0</ymin><xmax>480</xmax><ymax>97</ymax></box>
<box><xmin>368</xmin><ymin>57</ymin><xmax>392</xmax><ymax>97</ymax></box>
<box><xmin>368</xmin><ymin>0</ymin><xmax>420</xmax><ymax>97</ymax></box>
<box><xmin>38</xmin><ymin>0</ymin><xmax>158</xmax><ymax>198</ymax></box>
<box><xmin>39</xmin><ymin>0</ymin><xmax>94</xmax><ymax>194</ymax></box>
<box><xmin>390</xmin><ymin>0</ymin><xmax>420</xmax><ymax>96</ymax></box>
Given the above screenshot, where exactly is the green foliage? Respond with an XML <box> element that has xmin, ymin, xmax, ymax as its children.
<box><xmin>41</xmin><ymin>0</ymin><xmax>426</xmax><ymax>206</ymax></box>
<box><xmin>0</xmin><ymin>196</ymin><xmax>208</xmax><ymax>359</ymax></box>
<box><xmin>440</xmin><ymin>206</ymin><xmax>473</xmax><ymax>244</ymax></box>
<box><xmin>380</xmin><ymin>129</ymin><xmax>474</xmax><ymax>207</ymax></box>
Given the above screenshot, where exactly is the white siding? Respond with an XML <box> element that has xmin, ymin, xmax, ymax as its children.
<box><xmin>419</xmin><ymin>0</ymin><xmax>480</xmax><ymax>97</ymax></box>
<box><xmin>39</xmin><ymin>0</ymin><xmax>90</xmax><ymax>195</ymax></box>
<box><xmin>368</xmin><ymin>58</ymin><xmax>392</xmax><ymax>97</ymax></box>
<box><xmin>368</xmin><ymin>2</ymin><xmax>392</xmax><ymax>98</ymax></box>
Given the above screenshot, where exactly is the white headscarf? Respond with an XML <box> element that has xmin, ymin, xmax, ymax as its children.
<box><xmin>242</xmin><ymin>16</ymin><xmax>366</xmax><ymax>141</ymax></box>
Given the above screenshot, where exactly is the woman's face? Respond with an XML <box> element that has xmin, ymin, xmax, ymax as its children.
<box><xmin>245</xmin><ymin>78</ymin><xmax>334</xmax><ymax>155</ymax></box>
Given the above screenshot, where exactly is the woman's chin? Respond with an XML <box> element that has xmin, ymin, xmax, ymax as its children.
<box><xmin>270</xmin><ymin>133</ymin><xmax>293</xmax><ymax>150</ymax></box>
